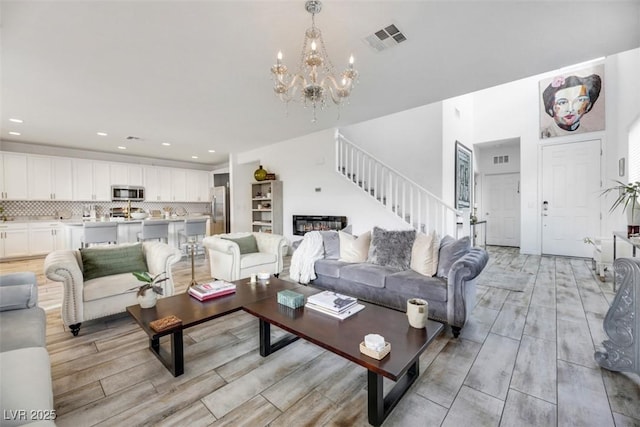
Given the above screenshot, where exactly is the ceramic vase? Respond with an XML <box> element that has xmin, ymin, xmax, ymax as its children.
<box><xmin>407</xmin><ymin>298</ymin><xmax>428</xmax><ymax>328</ymax></box>
<box><xmin>254</xmin><ymin>165</ymin><xmax>267</xmax><ymax>181</ymax></box>
<box><xmin>138</xmin><ymin>289</ymin><xmax>157</xmax><ymax>309</ymax></box>
<box><xmin>626</xmin><ymin>201</ymin><xmax>640</xmax><ymax>236</ymax></box>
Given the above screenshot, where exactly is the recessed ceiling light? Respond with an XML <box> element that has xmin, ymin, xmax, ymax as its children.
<box><xmin>9</xmin><ymin>131</ymin><xmax>21</xmax><ymax>136</ymax></box>
<box><xmin>117</xmin><ymin>146</ymin><xmax>127</xmax><ymax>150</ymax></box>
<box><xmin>208</xmin><ymin>149</ymin><xmax>216</xmax><ymax>153</ymax></box>
<box><xmin>97</xmin><ymin>132</ymin><xmax>108</xmax><ymax>136</ymax></box>
<box><xmin>162</xmin><ymin>142</ymin><xmax>171</xmax><ymax>146</ymax></box>
<box><xmin>9</xmin><ymin>118</ymin><xmax>23</xmax><ymax>123</ymax></box>
<box><xmin>191</xmin><ymin>156</ymin><xmax>198</xmax><ymax>159</ymax></box>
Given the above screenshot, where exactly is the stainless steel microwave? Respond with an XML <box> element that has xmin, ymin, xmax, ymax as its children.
<box><xmin>111</xmin><ymin>185</ymin><xmax>145</xmax><ymax>202</ymax></box>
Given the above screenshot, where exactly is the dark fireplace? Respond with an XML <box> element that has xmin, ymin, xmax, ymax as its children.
<box><xmin>293</xmin><ymin>215</ymin><xmax>348</xmax><ymax>236</ymax></box>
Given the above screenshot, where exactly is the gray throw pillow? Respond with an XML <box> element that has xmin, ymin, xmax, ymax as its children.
<box><xmin>221</xmin><ymin>235</ymin><xmax>259</xmax><ymax>254</ymax></box>
<box><xmin>367</xmin><ymin>227</ymin><xmax>416</xmax><ymax>271</ymax></box>
<box><xmin>0</xmin><ymin>284</ymin><xmax>36</xmax><ymax>311</ymax></box>
<box><xmin>437</xmin><ymin>235</ymin><xmax>471</xmax><ymax>278</ymax></box>
<box><xmin>81</xmin><ymin>243</ymin><xmax>149</xmax><ymax>281</ymax></box>
<box><xmin>320</xmin><ymin>225</ymin><xmax>352</xmax><ymax>260</ymax></box>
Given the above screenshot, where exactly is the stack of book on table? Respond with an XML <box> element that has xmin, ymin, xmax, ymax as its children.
<box><xmin>305</xmin><ymin>291</ymin><xmax>364</xmax><ymax>320</ymax></box>
<box><xmin>188</xmin><ymin>280</ymin><xmax>236</xmax><ymax>301</ymax></box>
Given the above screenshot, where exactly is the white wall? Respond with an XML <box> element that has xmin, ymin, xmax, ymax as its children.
<box><xmin>232</xmin><ymin>129</ymin><xmax>411</xmax><ymax>245</ymax></box>
<box><xmin>471</xmin><ymin>48</ymin><xmax>640</xmax><ymax>254</ymax></box>
<box><xmin>340</xmin><ymin>103</ymin><xmax>443</xmax><ymax>196</ymax></box>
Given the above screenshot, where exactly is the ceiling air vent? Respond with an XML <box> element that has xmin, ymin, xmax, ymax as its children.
<box><xmin>364</xmin><ymin>23</ymin><xmax>407</xmax><ymax>52</ymax></box>
<box><xmin>126</xmin><ymin>136</ymin><xmax>142</xmax><ymax>141</ymax></box>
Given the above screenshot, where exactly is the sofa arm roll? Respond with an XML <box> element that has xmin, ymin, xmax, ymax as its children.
<box><xmin>44</xmin><ymin>250</ymin><xmax>85</xmax><ymax>326</ymax></box>
<box><xmin>203</xmin><ymin>236</ymin><xmax>240</xmax><ymax>256</ymax></box>
<box><xmin>143</xmin><ymin>242</ymin><xmax>182</xmax><ymax>297</ymax></box>
<box><xmin>447</xmin><ymin>247</ymin><xmax>489</xmax><ymax>327</ymax></box>
<box><xmin>253</xmin><ymin>232</ymin><xmax>286</xmax><ymax>255</ymax></box>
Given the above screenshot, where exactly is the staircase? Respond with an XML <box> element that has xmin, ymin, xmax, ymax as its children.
<box><xmin>335</xmin><ymin>131</ymin><xmax>460</xmax><ymax>237</ymax></box>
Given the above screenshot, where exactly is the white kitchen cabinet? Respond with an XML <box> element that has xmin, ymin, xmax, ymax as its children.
<box><xmin>73</xmin><ymin>160</ymin><xmax>111</xmax><ymax>201</ymax></box>
<box><xmin>0</xmin><ymin>222</ymin><xmax>30</xmax><ymax>259</ymax></box>
<box><xmin>116</xmin><ymin>222</ymin><xmax>142</xmax><ymax>244</ymax></box>
<box><xmin>111</xmin><ymin>163</ymin><xmax>143</xmax><ymax>187</ymax></box>
<box><xmin>171</xmin><ymin>169</ymin><xmax>187</xmax><ymax>201</ymax></box>
<box><xmin>28</xmin><ymin>222</ymin><xmax>63</xmax><ymax>255</ymax></box>
<box><xmin>28</xmin><ymin>155</ymin><xmax>73</xmax><ymax>200</ymax></box>
<box><xmin>0</xmin><ymin>153</ymin><xmax>28</xmax><ymax>200</ymax></box>
<box><xmin>186</xmin><ymin>170</ymin><xmax>210</xmax><ymax>202</ymax></box>
<box><xmin>143</xmin><ymin>166</ymin><xmax>172</xmax><ymax>202</ymax></box>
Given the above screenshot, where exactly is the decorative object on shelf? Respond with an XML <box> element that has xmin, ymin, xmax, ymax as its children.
<box><xmin>265</xmin><ymin>173</ymin><xmax>276</xmax><ymax>181</ymax></box>
<box><xmin>254</xmin><ymin>165</ymin><xmax>267</xmax><ymax>181</ymax></box>
<box><xmin>407</xmin><ymin>298</ymin><xmax>428</xmax><ymax>328</ymax></box>
<box><xmin>131</xmin><ymin>271</ymin><xmax>168</xmax><ymax>309</ymax></box>
<box><xmin>270</xmin><ymin>0</ymin><xmax>358</xmax><ymax>122</ymax></box>
<box><xmin>601</xmin><ymin>180</ymin><xmax>640</xmax><ymax>236</ymax></box>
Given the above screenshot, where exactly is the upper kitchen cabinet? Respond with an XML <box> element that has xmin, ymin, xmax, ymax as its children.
<box><xmin>110</xmin><ymin>163</ymin><xmax>143</xmax><ymax>187</ymax></box>
<box><xmin>170</xmin><ymin>169</ymin><xmax>187</xmax><ymax>201</ymax></box>
<box><xmin>186</xmin><ymin>170</ymin><xmax>210</xmax><ymax>202</ymax></box>
<box><xmin>73</xmin><ymin>159</ymin><xmax>111</xmax><ymax>201</ymax></box>
<box><xmin>143</xmin><ymin>166</ymin><xmax>172</xmax><ymax>201</ymax></box>
<box><xmin>0</xmin><ymin>152</ymin><xmax>28</xmax><ymax>200</ymax></box>
<box><xmin>28</xmin><ymin>155</ymin><xmax>73</xmax><ymax>200</ymax></box>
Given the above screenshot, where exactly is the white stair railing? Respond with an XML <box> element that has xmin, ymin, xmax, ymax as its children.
<box><xmin>335</xmin><ymin>131</ymin><xmax>460</xmax><ymax>237</ymax></box>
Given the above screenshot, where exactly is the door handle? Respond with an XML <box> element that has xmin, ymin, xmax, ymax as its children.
<box><xmin>542</xmin><ymin>200</ymin><xmax>549</xmax><ymax>216</ymax></box>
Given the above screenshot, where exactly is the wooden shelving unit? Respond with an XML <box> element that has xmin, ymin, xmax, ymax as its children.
<box><xmin>251</xmin><ymin>180</ymin><xmax>282</xmax><ymax>234</ymax></box>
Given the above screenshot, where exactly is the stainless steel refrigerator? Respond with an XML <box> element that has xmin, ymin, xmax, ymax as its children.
<box><xmin>211</xmin><ymin>185</ymin><xmax>229</xmax><ymax>235</ymax></box>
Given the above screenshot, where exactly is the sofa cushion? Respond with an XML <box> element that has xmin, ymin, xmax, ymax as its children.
<box><xmin>0</xmin><ymin>347</ymin><xmax>54</xmax><ymax>427</ymax></box>
<box><xmin>437</xmin><ymin>235</ymin><xmax>471</xmax><ymax>278</ymax></box>
<box><xmin>240</xmin><ymin>252</ymin><xmax>277</xmax><ymax>268</ymax></box>
<box><xmin>315</xmin><ymin>259</ymin><xmax>350</xmax><ymax>278</ymax></box>
<box><xmin>83</xmin><ymin>272</ymin><xmax>139</xmax><ymax>302</ymax></box>
<box><xmin>0</xmin><ymin>283</ymin><xmax>36</xmax><ymax>312</ymax></box>
<box><xmin>221</xmin><ymin>234</ymin><xmax>259</xmax><ymax>254</ymax></box>
<box><xmin>411</xmin><ymin>230</ymin><xmax>441</xmax><ymax>277</ymax></box>
<box><xmin>339</xmin><ymin>231</ymin><xmax>371</xmax><ymax>262</ymax></box>
<box><xmin>320</xmin><ymin>231</ymin><xmax>340</xmax><ymax>260</ymax></box>
<box><xmin>81</xmin><ymin>243</ymin><xmax>148</xmax><ymax>281</ymax></box>
<box><xmin>367</xmin><ymin>227</ymin><xmax>416</xmax><ymax>271</ymax></box>
<box><xmin>0</xmin><ymin>307</ymin><xmax>46</xmax><ymax>351</ymax></box>
<box><xmin>385</xmin><ymin>270</ymin><xmax>448</xmax><ymax>302</ymax></box>
<box><xmin>339</xmin><ymin>263</ymin><xmax>397</xmax><ymax>288</ymax></box>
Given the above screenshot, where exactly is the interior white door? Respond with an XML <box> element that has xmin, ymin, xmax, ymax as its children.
<box><xmin>483</xmin><ymin>173</ymin><xmax>521</xmax><ymax>246</ymax></box>
<box><xmin>541</xmin><ymin>140</ymin><xmax>601</xmax><ymax>257</ymax></box>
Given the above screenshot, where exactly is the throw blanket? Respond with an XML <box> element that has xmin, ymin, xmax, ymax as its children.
<box><xmin>289</xmin><ymin>231</ymin><xmax>324</xmax><ymax>284</ymax></box>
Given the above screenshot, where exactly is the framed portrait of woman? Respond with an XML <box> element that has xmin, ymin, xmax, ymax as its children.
<box><xmin>455</xmin><ymin>141</ymin><xmax>472</xmax><ymax>209</ymax></box>
<box><xmin>539</xmin><ymin>63</ymin><xmax>605</xmax><ymax>139</ymax></box>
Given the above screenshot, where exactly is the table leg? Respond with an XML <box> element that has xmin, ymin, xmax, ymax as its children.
<box><xmin>258</xmin><ymin>319</ymin><xmax>300</xmax><ymax>357</ymax></box>
<box><xmin>367</xmin><ymin>359</ymin><xmax>420</xmax><ymax>426</ymax></box>
<box><xmin>149</xmin><ymin>329</ymin><xmax>184</xmax><ymax>377</ymax></box>
<box><xmin>613</xmin><ymin>234</ymin><xmax>617</xmax><ymax>292</ymax></box>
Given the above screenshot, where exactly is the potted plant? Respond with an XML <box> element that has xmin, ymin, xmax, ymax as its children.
<box><xmin>601</xmin><ymin>180</ymin><xmax>640</xmax><ymax>235</ymax></box>
<box><xmin>131</xmin><ymin>271</ymin><xmax>168</xmax><ymax>308</ymax></box>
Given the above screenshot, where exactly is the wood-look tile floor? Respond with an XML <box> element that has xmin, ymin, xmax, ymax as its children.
<box><xmin>2</xmin><ymin>247</ymin><xmax>639</xmax><ymax>426</ymax></box>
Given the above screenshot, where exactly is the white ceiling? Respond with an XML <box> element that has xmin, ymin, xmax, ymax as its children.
<box><xmin>2</xmin><ymin>1</ymin><xmax>639</xmax><ymax>167</ymax></box>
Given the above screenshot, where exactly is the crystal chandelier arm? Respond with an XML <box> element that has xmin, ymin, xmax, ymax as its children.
<box><xmin>321</xmin><ymin>74</ymin><xmax>354</xmax><ymax>105</ymax></box>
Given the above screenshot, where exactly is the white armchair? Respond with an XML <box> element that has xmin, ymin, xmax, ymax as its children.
<box><xmin>44</xmin><ymin>242</ymin><xmax>182</xmax><ymax>336</ymax></box>
<box><xmin>203</xmin><ymin>232</ymin><xmax>287</xmax><ymax>281</ymax></box>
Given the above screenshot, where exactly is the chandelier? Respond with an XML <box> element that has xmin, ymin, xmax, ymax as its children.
<box><xmin>271</xmin><ymin>0</ymin><xmax>358</xmax><ymax>122</ymax></box>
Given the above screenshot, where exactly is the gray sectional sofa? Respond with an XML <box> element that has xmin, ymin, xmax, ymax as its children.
<box><xmin>0</xmin><ymin>272</ymin><xmax>56</xmax><ymax>426</ymax></box>
<box><xmin>309</xmin><ymin>232</ymin><xmax>489</xmax><ymax>337</ymax></box>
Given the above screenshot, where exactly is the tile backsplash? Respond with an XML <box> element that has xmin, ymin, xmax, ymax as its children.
<box><xmin>0</xmin><ymin>201</ymin><xmax>210</xmax><ymax>218</ymax></box>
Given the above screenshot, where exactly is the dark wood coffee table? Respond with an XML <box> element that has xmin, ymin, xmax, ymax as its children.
<box><xmin>126</xmin><ymin>276</ymin><xmax>299</xmax><ymax>376</ymax></box>
<box><xmin>242</xmin><ymin>285</ymin><xmax>444</xmax><ymax>426</ymax></box>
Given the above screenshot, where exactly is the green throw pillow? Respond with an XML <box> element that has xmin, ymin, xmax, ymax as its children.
<box><xmin>221</xmin><ymin>235</ymin><xmax>259</xmax><ymax>254</ymax></box>
<box><xmin>81</xmin><ymin>243</ymin><xmax>149</xmax><ymax>281</ymax></box>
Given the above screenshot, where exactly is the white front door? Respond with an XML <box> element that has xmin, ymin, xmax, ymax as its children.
<box><xmin>483</xmin><ymin>173</ymin><xmax>521</xmax><ymax>246</ymax></box>
<box><xmin>541</xmin><ymin>140</ymin><xmax>601</xmax><ymax>257</ymax></box>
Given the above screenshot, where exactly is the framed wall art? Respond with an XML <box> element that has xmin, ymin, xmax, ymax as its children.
<box><xmin>539</xmin><ymin>62</ymin><xmax>605</xmax><ymax>139</ymax></box>
<box><xmin>455</xmin><ymin>141</ymin><xmax>472</xmax><ymax>210</ymax></box>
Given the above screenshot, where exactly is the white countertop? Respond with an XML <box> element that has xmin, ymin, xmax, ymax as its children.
<box><xmin>2</xmin><ymin>215</ymin><xmax>211</xmax><ymax>226</ymax></box>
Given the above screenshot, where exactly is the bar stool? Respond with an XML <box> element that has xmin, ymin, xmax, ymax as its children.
<box><xmin>136</xmin><ymin>220</ymin><xmax>169</xmax><ymax>243</ymax></box>
<box><xmin>178</xmin><ymin>218</ymin><xmax>208</xmax><ymax>256</ymax></box>
<box><xmin>81</xmin><ymin>222</ymin><xmax>118</xmax><ymax>248</ymax></box>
